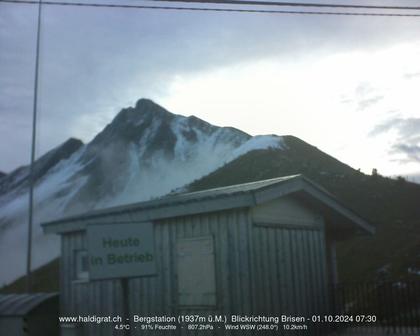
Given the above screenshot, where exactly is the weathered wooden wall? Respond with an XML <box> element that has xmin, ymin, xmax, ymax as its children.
<box><xmin>60</xmin><ymin>202</ymin><xmax>328</xmax><ymax>336</ymax></box>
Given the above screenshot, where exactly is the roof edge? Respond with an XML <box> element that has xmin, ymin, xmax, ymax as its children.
<box><xmin>42</xmin><ymin>174</ymin><xmax>374</xmax><ymax>235</ymax></box>
<box><xmin>301</xmin><ymin>176</ymin><xmax>375</xmax><ymax>234</ymax></box>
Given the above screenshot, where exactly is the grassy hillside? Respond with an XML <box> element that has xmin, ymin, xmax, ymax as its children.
<box><xmin>187</xmin><ymin>136</ymin><xmax>420</xmax><ymax>282</ymax></box>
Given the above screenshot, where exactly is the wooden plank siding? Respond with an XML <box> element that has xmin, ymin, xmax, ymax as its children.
<box><xmin>60</xmin><ymin>205</ymin><xmax>329</xmax><ymax>335</ymax></box>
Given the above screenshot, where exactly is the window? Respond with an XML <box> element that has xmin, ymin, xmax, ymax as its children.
<box><xmin>176</xmin><ymin>236</ymin><xmax>216</xmax><ymax>306</ymax></box>
<box><xmin>74</xmin><ymin>249</ymin><xmax>89</xmax><ymax>281</ymax></box>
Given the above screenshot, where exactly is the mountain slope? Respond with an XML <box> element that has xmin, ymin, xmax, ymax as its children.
<box><xmin>4</xmin><ymin>135</ymin><xmax>419</xmax><ymax>294</ymax></box>
<box><xmin>0</xmin><ymin>98</ymin><xmax>284</xmax><ymax>286</ymax></box>
<box><xmin>0</xmin><ymin>138</ymin><xmax>83</xmax><ymax>197</ymax></box>
<box><xmin>185</xmin><ymin>136</ymin><xmax>420</xmax><ymax>281</ymax></box>
<box><xmin>63</xmin><ymin>98</ymin><xmax>284</xmax><ymax>210</ymax></box>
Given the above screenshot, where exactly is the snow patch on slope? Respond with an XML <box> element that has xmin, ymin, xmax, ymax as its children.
<box><xmin>231</xmin><ymin>135</ymin><xmax>285</xmax><ymax>160</ymax></box>
<box><xmin>0</xmin><ymin>147</ymin><xmax>87</xmax><ymax>286</ymax></box>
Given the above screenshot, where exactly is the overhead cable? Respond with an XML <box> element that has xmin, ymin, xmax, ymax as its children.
<box><xmin>1</xmin><ymin>0</ymin><xmax>420</xmax><ymax>17</ymax></box>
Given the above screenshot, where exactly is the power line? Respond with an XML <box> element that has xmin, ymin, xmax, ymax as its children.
<box><xmin>148</xmin><ymin>0</ymin><xmax>420</xmax><ymax>11</ymax></box>
<box><xmin>1</xmin><ymin>0</ymin><xmax>420</xmax><ymax>17</ymax></box>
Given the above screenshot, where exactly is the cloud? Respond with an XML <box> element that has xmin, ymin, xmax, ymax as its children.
<box><xmin>350</xmin><ymin>82</ymin><xmax>385</xmax><ymax>111</ymax></box>
<box><xmin>404</xmin><ymin>72</ymin><xmax>420</xmax><ymax>80</ymax></box>
<box><xmin>341</xmin><ymin>82</ymin><xmax>385</xmax><ymax>111</ymax></box>
<box><xmin>0</xmin><ymin>5</ymin><xmax>37</xmax><ymax>171</ymax></box>
<box><xmin>370</xmin><ymin>117</ymin><xmax>420</xmax><ymax>164</ymax></box>
<box><xmin>391</xmin><ymin>144</ymin><xmax>420</xmax><ymax>163</ymax></box>
<box><xmin>3</xmin><ymin>0</ymin><xmax>420</xmax><ymax>172</ymax></box>
<box><xmin>369</xmin><ymin>118</ymin><xmax>401</xmax><ymax>137</ymax></box>
<box><xmin>357</xmin><ymin>95</ymin><xmax>384</xmax><ymax>111</ymax></box>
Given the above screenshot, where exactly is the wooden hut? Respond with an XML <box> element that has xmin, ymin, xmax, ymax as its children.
<box><xmin>42</xmin><ymin>174</ymin><xmax>374</xmax><ymax>335</ymax></box>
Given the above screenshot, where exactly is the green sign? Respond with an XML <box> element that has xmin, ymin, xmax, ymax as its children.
<box><xmin>87</xmin><ymin>222</ymin><xmax>156</xmax><ymax>280</ymax></box>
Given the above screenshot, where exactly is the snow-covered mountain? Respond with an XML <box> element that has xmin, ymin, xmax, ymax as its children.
<box><xmin>0</xmin><ymin>98</ymin><xmax>284</xmax><ymax>286</ymax></box>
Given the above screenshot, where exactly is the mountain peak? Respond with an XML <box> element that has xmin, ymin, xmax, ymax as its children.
<box><xmin>61</xmin><ymin>137</ymin><xmax>84</xmax><ymax>149</ymax></box>
<box><xmin>111</xmin><ymin>98</ymin><xmax>174</xmax><ymax>127</ymax></box>
<box><xmin>134</xmin><ymin>98</ymin><xmax>174</xmax><ymax>120</ymax></box>
<box><xmin>88</xmin><ymin>99</ymin><xmax>173</xmax><ymax>148</ymax></box>
<box><xmin>135</xmin><ymin>98</ymin><xmax>161</xmax><ymax>110</ymax></box>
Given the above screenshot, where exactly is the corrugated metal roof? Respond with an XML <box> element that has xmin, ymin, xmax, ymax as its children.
<box><xmin>162</xmin><ymin>175</ymin><xmax>300</xmax><ymax>202</ymax></box>
<box><xmin>43</xmin><ymin>175</ymin><xmax>300</xmax><ymax>226</ymax></box>
<box><xmin>0</xmin><ymin>293</ymin><xmax>58</xmax><ymax>316</ymax></box>
<box><xmin>41</xmin><ymin>174</ymin><xmax>375</xmax><ymax>235</ymax></box>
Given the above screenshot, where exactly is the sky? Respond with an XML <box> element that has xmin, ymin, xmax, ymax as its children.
<box><xmin>1</xmin><ymin>0</ymin><xmax>420</xmax><ymax>181</ymax></box>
